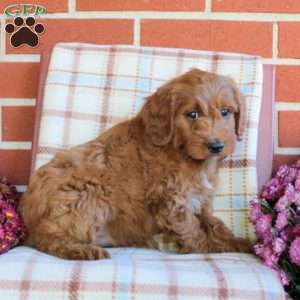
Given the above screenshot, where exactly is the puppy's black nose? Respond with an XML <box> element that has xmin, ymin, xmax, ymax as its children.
<box><xmin>207</xmin><ymin>139</ymin><xmax>224</xmax><ymax>154</ymax></box>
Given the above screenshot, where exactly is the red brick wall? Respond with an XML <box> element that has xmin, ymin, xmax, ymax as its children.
<box><xmin>0</xmin><ymin>0</ymin><xmax>299</xmax><ymax>188</ymax></box>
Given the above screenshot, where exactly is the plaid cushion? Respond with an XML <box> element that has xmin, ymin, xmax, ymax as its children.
<box><xmin>32</xmin><ymin>43</ymin><xmax>263</xmax><ymax>239</ymax></box>
<box><xmin>0</xmin><ymin>246</ymin><xmax>285</xmax><ymax>300</ymax></box>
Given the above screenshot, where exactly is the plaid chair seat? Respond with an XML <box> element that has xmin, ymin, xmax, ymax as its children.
<box><xmin>0</xmin><ymin>246</ymin><xmax>286</xmax><ymax>300</ymax></box>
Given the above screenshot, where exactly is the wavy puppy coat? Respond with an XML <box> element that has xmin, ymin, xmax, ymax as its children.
<box><xmin>20</xmin><ymin>69</ymin><xmax>251</xmax><ymax>260</ymax></box>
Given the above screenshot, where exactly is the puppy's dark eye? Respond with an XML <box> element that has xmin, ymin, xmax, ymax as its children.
<box><xmin>221</xmin><ymin>108</ymin><xmax>231</xmax><ymax>117</ymax></box>
<box><xmin>186</xmin><ymin>111</ymin><xmax>199</xmax><ymax>120</ymax></box>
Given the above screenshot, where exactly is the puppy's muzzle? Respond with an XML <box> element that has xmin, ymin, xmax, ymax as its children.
<box><xmin>207</xmin><ymin>139</ymin><xmax>224</xmax><ymax>154</ymax></box>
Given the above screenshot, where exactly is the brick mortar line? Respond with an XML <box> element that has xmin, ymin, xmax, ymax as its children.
<box><xmin>0</xmin><ymin>56</ymin><xmax>299</xmax><ymax>64</ymax></box>
<box><xmin>68</xmin><ymin>0</ymin><xmax>76</xmax><ymax>13</ymax></box>
<box><xmin>134</xmin><ymin>18</ymin><xmax>140</xmax><ymax>46</ymax></box>
<box><xmin>0</xmin><ymin>98</ymin><xmax>36</xmax><ymax>106</ymax></box>
<box><xmin>205</xmin><ymin>0</ymin><xmax>212</xmax><ymax>12</ymax></box>
<box><xmin>263</xmin><ymin>58</ymin><xmax>300</xmax><ymax>65</ymax></box>
<box><xmin>275</xmin><ymin>147</ymin><xmax>300</xmax><ymax>155</ymax></box>
<box><xmin>272</xmin><ymin>22</ymin><xmax>278</xmax><ymax>59</ymax></box>
<box><xmin>9</xmin><ymin>11</ymin><xmax>299</xmax><ymax>21</ymax></box>
<box><xmin>276</xmin><ymin>102</ymin><xmax>300</xmax><ymax>110</ymax></box>
<box><xmin>0</xmin><ymin>55</ymin><xmax>40</xmax><ymax>62</ymax></box>
<box><xmin>0</xmin><ymin>141</ymin><xmax>32</xmax><ymax>149</ymax></box>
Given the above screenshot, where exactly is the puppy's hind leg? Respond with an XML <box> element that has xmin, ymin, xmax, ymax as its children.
<box><xmin>33</xmin><ymin>229</ymin><xmax>110</xmax><ymax>260</ymax></box>
<box><xmin>30</xmin><ymin>208</ymin><xmax>111</xmax><ymax>260</ymax></box>
<box><xmin>24</xmin><ymin>175</ymin><xmax>113</xmax><ymax>260</ymax></box>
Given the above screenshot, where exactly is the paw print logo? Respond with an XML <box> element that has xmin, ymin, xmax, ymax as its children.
<box><xmin>5</xmin><ymin>16</ymin><xmax>44</xmax><ymax>48</ymax></box>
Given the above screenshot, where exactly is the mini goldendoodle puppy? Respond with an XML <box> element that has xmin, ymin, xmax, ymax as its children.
<box><xmin>20</xmin><ymin>68</ymin><xmax>251</xmax><ymax>260</ymax></box>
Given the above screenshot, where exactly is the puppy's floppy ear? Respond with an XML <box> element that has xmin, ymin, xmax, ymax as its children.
<box><xmin>231</xmin><ymin>81</ymin><xmax>246</xmax><ymax>141</ymax></box>
<box><xmin>140</xmin><ymin>85</ymin><xmax>180</xmax><ymax>146</ymax></box>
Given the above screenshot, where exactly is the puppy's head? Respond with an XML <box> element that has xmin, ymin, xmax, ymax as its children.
<box><xmin>140</xmin><ymin>68</ymin><xmax>245</xmax><ymax>160</ymax></box>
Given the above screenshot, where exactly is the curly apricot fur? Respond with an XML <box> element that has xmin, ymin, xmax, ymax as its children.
<box><xmin>20</xmin><ymin>69</ymin><xmax>251</xmax><ymax>260</ymax></box>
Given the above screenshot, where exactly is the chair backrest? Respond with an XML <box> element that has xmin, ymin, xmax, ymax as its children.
<box><xmin>33</xmin><ymin>52</ymin><xmax>275</xmax><ymax>188</ymax></box>
<box><xmin>31</xmin><ymin>43</ymin><xmax>271</xmax><ymax>239</ymax></box>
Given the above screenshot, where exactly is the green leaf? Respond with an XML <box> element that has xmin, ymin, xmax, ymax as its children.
<box><xmin>261</xmin><ymin>199</ymin><xmax>273</xmax><ymax>214</ymax></box>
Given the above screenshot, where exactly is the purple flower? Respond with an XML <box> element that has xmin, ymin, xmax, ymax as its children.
<box><xmin>0</xmin><ymin>177</ymin><xmax>19</xmax><ymax>209</ymax></box>
<box><xmin>249</xmin><ymin>199</ymin><xmax>262</xmax><ymax>223</ymax></box>
<box><xmin>276</xmin><ymin>165</ymin><xmax>297</xmax><ymax>185</ymax></box>
<box><xmin>278</xmin><ymin>270</ymin><xmax>290</xmax><ymax>286</ymax></box>
<box><xmin>254</xmin><ymin>243</ymin><xmax>264</xmax><ymax>257</ymax></box>
<box><xmin>285</xmin><ymin>168</ymin><xmax>298</xmax><ymax>184</ymax></box>
<box><xmin>275</xmin><ymin>195</ymin><xmax>290</xmax><ymax>212</ymax></box>
<box><xmin>275</xmin><ymin>211</ymin><xmax>289</xmax><ymax>231</ymax></box>
<box><xmin>294</xmin><ymin>192</ymin><xmax>300</xmax><ymax>207</ymax></box>
<box><xmin>291</xmin><ymin>224</ymin><xmax>300</xmax><ymax>237</ymax></box>
<box><xmin>284</xmin><ymin>183</ymin><xmax>296</xmax><ymax>201</ymax></box>
<box><xmin>276</xmin><ymin>165</ymin><xmax>290</xmax><ymax>180</ymax></box>
<box><xmin>265</xmin><ymin>255</ymin><xmax>278</xmax><ymax>268</ymax></box>
<box><xmin>272</xmin><ymin>238</ymin><xmax>286</xmax><ymax>256</ymax></box>
<box><xmin>295</xmin><ymin>178</ymin><xmax>300</xmax><ymax>191</ymax></box>
<box><xmin>289</xmin><ymin>237</ymin><xmax>300</xmax><ymax>266</ymax></box>
<box><xmin>261</xmin><ymin>178</ymin><xmax>285</xmax><ymax>200</ymax></box>
<box><xmin>0</xmin><ymin>178</ymin><xmax>26</xmax><ymax>255</ymax></box>
<box><xmin>255</xmin><ymin>214</ymin><xmax>272</xmax><ymax>239</ymax></box>
<box><xmin>262</xmin><ymin>244</ymin><xmax>278</xmax><ymax>268</ymax></box>
<box><xmin>280</xmin><ymin>227</ymin><xmax>292</xmax><ymax>241</ymax></box>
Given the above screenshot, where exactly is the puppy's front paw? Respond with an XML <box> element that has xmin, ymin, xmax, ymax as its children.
<box><xmin>67</xmin><ymin>244</ymin><xmax>110</xmax><ymax>260</ymax></box>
